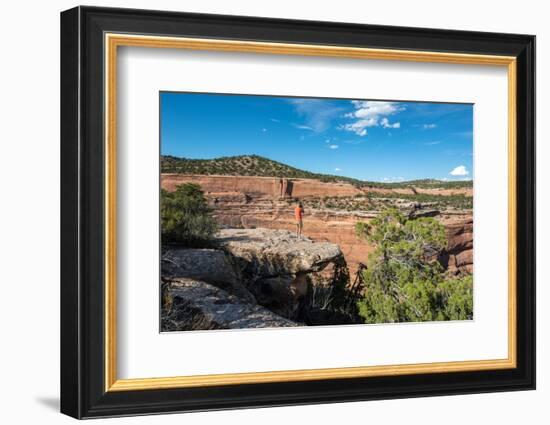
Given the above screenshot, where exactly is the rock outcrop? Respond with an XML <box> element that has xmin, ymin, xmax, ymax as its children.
<box><xmin>162</xmin><ymin>278</ymin><xmax>298</xmax><ymax>331</ymax></box>
<box><xmin>161</xmin><ymin>229</ymin><xmax>348</xmax><ymax>327</ymax></box>
<box><xmin>161</xmin><ymin>248</ymin><xmax>253</xmax><ymax>302</ymax></box>
<box><xmin>215</xmin><ymin>228</ymin><xmax>347</xmax><ymax>319</ymax></box>
<box><xmin>441</xmin><ymin>216</ymin><xmax>474</xmax><ymax>274</ymax></box>
<box><xmin>217</xmin><ymin>228</ymin><xmax>344</xmax><ymax>276</ymax></box>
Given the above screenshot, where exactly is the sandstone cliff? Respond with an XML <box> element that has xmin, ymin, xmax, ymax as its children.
<box><xmin>161</xmin><ymin>174</ymin><xmax>473</xmax><ymax>276</ymax></box>
<box><xmin>162</xmin><ymin>173</ymin><xmax>472</xmax><ymax>199</ymax></box>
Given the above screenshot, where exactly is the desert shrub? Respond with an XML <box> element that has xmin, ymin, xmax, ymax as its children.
<box><xmin>161</xmin><ymin>183</ymin><xmax>218</xmax><ymax>247</ymax></box>
<box><xmin>437</xmin><ymin>274</ymin><xmax>473</xmax><ymax>320</ymax></box>
<box><xmin>355</xmin><ymin>208</ymin><xmax>473</xmax><ymax>323</ymax></box>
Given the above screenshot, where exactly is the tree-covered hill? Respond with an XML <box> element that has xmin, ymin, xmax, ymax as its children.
<box><xmin>161</xmin><ymin>154</ymin><xmax>473</xmax><ymax>189</ymax></box>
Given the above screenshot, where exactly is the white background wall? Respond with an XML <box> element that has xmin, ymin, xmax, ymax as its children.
<box><xmin>0</xmin><ymin>0</ymin><xmax>545</xmax><ymax>423</ymax></box>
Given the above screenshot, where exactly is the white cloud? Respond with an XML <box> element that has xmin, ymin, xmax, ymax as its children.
<box><xmin>350</xmin><ymin>100</ymin><xmax>402</xmax><ymax>119</ymax></box>
<box><xmin>328</xmin><ymin>144</ymin><xmax>339</xmax><ymax>149</ymax></box>
<box><xmin>262</xmin><ymin>128</ymin><xmax>267</xmax><ymax>132</ymax></box>
<box><xmin>289</xmin><ymin>99</ymin><xmax>343</xmax><ymax>133</ymax></box>
<box><xmin>340</xmin><ymin>121</ymin><xmax>369</xmax><ymax>136</ymax></box>
<box><xmin>270</xmin><ymin>118</ymin><xmax>280</xmax><ymax>123</ymax></box>
<box><xmin>342</xmin><ymin>101</ymin><xmax>404</xmax><ymax>136</ymax></box>
<box><xmin>334</xmin><ymin>167</ymin><xmax>342</xmax><ymax>172</ymax></box>
<box><xmin>449</xmin><ymin>165</ymin><xmax>469</xmax><ymax>176</ymax></box>
<box><xmin>423</xmin><ymin>123</ymin><xmax>437</xmax><ymax>129</ymax></box>
<box><xmin>380</xmin><ymin>117</ymin><xmax>400</xmax><ymax>129</ymax></box>
<box><xmin>424</xmin><ymin>141</ymin><xmax>441</xmax><ymax>145</ymax></box>
<box><xmin>293</xmin><ymin>123</ymin><xmax>314</xmax><ymax>131</ymax></box>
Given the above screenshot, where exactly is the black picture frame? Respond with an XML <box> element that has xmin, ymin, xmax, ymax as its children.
<box><xmin>61</xmin><ymin>5</ymin><xmax>536</xmax><ymax>419</ymax></box>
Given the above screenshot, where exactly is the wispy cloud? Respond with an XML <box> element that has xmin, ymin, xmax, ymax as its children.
<box><xmin>423</xmin><ymin>141</ymin><xmax>441</xmax><ymax>145</ymax></box>
<box><xmin>261</xmin><ymin>128</ymin><xmax>267</xmax><ymax>133</ymax></box>
<box><xmin>449</xmin><ymin>165</ymin><xmax>469</xmax><ymax>176</ymax></box>
<box><xmin>334</xmin><ymin>167</ymin><xmax>342</xmax><ymax>172</ymax></box>
<box><xmin>423</xmin><ymin>123</ymin><xmax>437</xmax><ymax>129</ymax></box>
<box><xmin>341</xmin><ymin>101</ymin><xmax>404</xmax><ymax>136</ymax></box>
<box><xmin>270</xmin><ymin>118</ymin><xmax>280</xmax><ymax>123</ymax></box>
<box><xmin>288</xmin><ymin>99</ymin><xmax>344</xmax><ymax>133</ymax></box>
<box><xmin>292</xmin><ymin>123</ymin><xmax>314</xmax><ymax>131</ymax></box>
<box><xmin>328</xmin><ymin>144</ymin><xmax>339</xmax><ymax>149</ymax></box>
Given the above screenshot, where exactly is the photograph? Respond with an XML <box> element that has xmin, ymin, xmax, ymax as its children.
<box><xmin>57</xmin><ymin>5</ymin><xmax>536</xmax><ymax>419</ymax></box>
<box><xmin>159</xmin><ymin>92</ymin><xmax>474</xmax><ymax>331</ymax></box>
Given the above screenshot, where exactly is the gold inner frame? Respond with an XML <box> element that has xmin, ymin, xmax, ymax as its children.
<box><xmin>104</xmin><ymin>33</ymin><xmax>517</xmax><ymax>392</ymax></box>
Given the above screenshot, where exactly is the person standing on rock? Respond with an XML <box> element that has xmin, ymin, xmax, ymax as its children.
<box><xmin>294</xmin><ymin>201</ymin><xmax>304</xmax><ymax>236</ymax></box>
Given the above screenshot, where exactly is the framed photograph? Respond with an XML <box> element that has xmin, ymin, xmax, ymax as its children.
<box><xmin>60</xmin><ymin>6</ymin><xmax>535</xmax><ymax>419</ymax></box>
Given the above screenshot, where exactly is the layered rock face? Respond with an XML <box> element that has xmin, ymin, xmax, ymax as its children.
<box><xmin>161</xmin><ymin>174</ymin><xmax>473</xmax><ymax>276</ymax></box>
<box><xmin>161</xmin><ymin>229</ymin><xmax>347</xmax><ymax>330</ymax></box>
<box><xmin>162</xmin><ymin>174</ymin><xmax>364</xmax><ymax>198</ymax></box>
<box><xmin>211</xmin><ymin>198</ymin><xmax>374</xmax><ymax>276</ymax></box>
<box><xmin>440</xmin><ymin>216</ymin><xmax>474</xmax><ymax>274</ymax></box>
<box><xmin>162</xmin><ymin>174</ymin><xmax>472</xmax><ymax>198</ymax></box>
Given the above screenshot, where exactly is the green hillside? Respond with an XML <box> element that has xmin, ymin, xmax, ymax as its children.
<box><xmin>161</xmin><ymin>154</ymin><xmax>473</xmax><ymax>189</ymax></box>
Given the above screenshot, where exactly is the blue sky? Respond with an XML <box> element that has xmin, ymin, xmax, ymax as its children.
<box><xmin>160</xmin><ymin>92</ymin><xmax>473</xmax><ymax>182</ymax></box>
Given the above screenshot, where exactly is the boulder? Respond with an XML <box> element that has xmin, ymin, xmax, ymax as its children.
<box><xmin>162</xmin><ymin>278</ymin><xmax>298</xmax><ymax>331</ymax></box>
<box><xmin>215</xmin><ymin>228</ymin><xmax>346</xmax><ymax>320</ymax></box>
<box><xmin>216</xmin><ymin>228</ymin><xmax>344</xmax><ymax>277</ymax></box>
<box><xmin>161</xmin><ymin>248</ymin><xmax>253</xmax><ymax>302</ymax></box>
<box><xmin>455</xmin><ymin>250</ymin><xmax>473</xmax><ymax>268</ymax></box>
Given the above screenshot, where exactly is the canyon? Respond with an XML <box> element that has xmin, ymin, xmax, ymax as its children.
<box><xmin>161</xmin><ymin>174</ymin><xmax>473</xmax><ymax>277</ymax></box>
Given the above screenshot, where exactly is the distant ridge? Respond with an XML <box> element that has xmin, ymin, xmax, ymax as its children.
<box><xmin>161</xmin><ymin>154</ymin><xmax>473</xmax><ymax>189</ymax></box>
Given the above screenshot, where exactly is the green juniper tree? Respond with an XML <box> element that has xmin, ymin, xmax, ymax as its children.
<box><xmin>161</xmin><ymin>183</ymin><xmax>218</xmax><ymax>247</ymax></box>
<box><xmin>355</xmin><ymin>208</ymin><xmax>473</xmax><ymax>323</ymax></box>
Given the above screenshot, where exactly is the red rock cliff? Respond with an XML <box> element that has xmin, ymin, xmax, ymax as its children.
<box><xmin>161</xmin><ymin>174</ymin><xmax>473</xmax><ymax>277</ymax></box>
